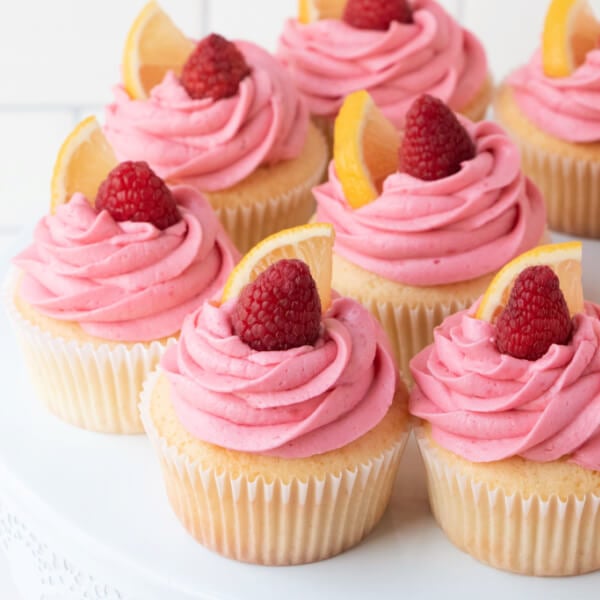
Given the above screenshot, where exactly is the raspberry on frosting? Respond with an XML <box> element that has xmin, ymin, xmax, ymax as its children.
<box><xmin>180</xmin><ymin>33</ymin><xmax>251</xmax><ymax>101</ymax></box>
<box><xmin>399</xmin><ymin>94</ymin><xmax>476</xmax><ymax>181</ymax></box>
<box><xmin>495</xmin><ymin>266</ymin><xmax>573</xmax><ymax>361</ymax></box>
<box><xmin>232</xmin><ymin>259</ymin><xmax>321</xmax><ymax>351</ymax></box>
<box><xmin>343</xmin><ymin>0</ymin><xmax>413</xmax><ymax>30</ymax></box>
<box><xmin>277</xmin><ymin>0</ymin><xmax>489</xmax><ymax>125</ymax></box>
<box><xmin>95</xmin><ymin>161</ymin><xmax>180</xmax><ymax>230</ymax></box>
<box><xmin>409</xmin><ymin>303</ymin><xmax>600</xmax><ymax>469</ymax></box>
<box><xmin>105</xmin><ymin>41</ymin><xmax>308</xmax><ymax>192</ymax></box>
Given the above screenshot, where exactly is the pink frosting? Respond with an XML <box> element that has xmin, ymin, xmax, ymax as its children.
<box><xmin>508</xmin><ymin>50</ymin><xmax>600</xmax><ymax>143</ymax></box>
<box><xmin>409</xmin><ymin>303</ymin><xmax>600</xmax><ymax>470</ymax></box>
<box><xmin>314</xmin><ymin>119</ymin><xmax>546</xmax><ymax>286</ymax></box>
<box><xmin>161</xmin><ymin>296</ymin><xmax>398</xmax><ymax>458</ymax></box>
<box><xmin>277</xmin><ymin>0</ymin><xmax>488</xmax><ymax>125</ymax></box>
<box><xmin>104</xmin><ymin>41</ymin><xmax>309</xmax><ymax>191</ymax></box>
<box><xmin>13</xmin><ymin>187</ymin><xmax>239</xmax><ymax>342</ymax></box>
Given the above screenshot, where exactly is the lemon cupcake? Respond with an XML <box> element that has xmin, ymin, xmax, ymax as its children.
<box><xmin>8</xmin><ymin>119</ymin><xmax>238</xmax><ymax>434</ymax></box>
<box><xmin>278</xmin><ymin>0</ymin><xmax>492</xmax><ymax>141</ymax></box>
<box><xmin>494</xmin><ymin>0</ymin><xmax>600</xmax><ymax>237</ymax></box>
<box><xmin>104</xmin><ymin>3</ymin><xmax>328</xmax><ymax>253</ymax></box>
<box><xmin>140</xmin><ymin>224</ymin><xmax>409</xmax><ymax>565</ymax></box>
<box><xmin>409</xmin><ymin>242</ymin><xmax>600</xmax><ymax>576</ymax></box>
<box><xmin>315</xmin><ymin>91</ymin><xmax>547</xmax><ymax>382</ymax></box>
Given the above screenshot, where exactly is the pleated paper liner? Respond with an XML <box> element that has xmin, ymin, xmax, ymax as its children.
<box><xmin>205</xmin><ymin>124</ymin><xmax>329</xmax><ymax>253</ymax></box>
<box><xmin>518</xmin><ymin>143</ymin><xmax>600</xmax><ymax>238</ymax></box>
<box><xmin>330</xmin><ymin>256</ymin><xmax>493</xmax><ymax>385</ymax></box>
<box><xmin>494</xmin><ymin>84</ymin><xmax>600</xmax><ymax>239</ymax></box>
<box><xmin>140</xmin><ymin>369</ymin><xmax>410</xmax><ymax>566</ymax></box>
<box><xmin>5</xmin><ymin>270</ymin><xmax>173</xmax><ymax>434</ymax></box>
<box><xmin>416</xmin><ymin>428</ymin><xmax>600</xmax><ymax>576</ymax></box>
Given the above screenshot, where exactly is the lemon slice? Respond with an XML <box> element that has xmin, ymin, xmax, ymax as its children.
<box><xmin>298</xmin><ymin>0</ymin><xmax>347</xmax><ymax>23</ymax></box>
<box><xmin>222</xmin><ymin>223</ymin><xmax>335</xmax><ymax>310</ymax></box>
<box><xmin>50</xmin><ymin>116</ymin><xmax>117</xmax><ymax>213</ymax></box>
<box><xmin>122</xmin><ymin>0</ymin><xmax>195</xmax><ymax>99</ymax></box>
<box><xmin>333</xmin><ymin>90</ymin><xmax>400</xmax><ymax>209</ymax></box>
<box><xmin>543</xmin><ymin>0</ymin><xmax>600</xmax><ymax>77</ymax></box>
<box><xmin>476</xmin><ymin>241</ymin><xmax>584</xmax><ymax>322</ymax></box>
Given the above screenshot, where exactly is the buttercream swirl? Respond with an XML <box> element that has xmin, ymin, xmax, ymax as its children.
<box><xmin>314</xmin><ymin>119</ymin><xmax>546</xmax><ymax>286</ymax></box>
<box><xmin>409</xmin><ymin>304</ymin><xmax>600</xmax><ymax>470</ymax></box>
<box><xmin>508</xmin><ymin>50</ymin><xmax>600</xmax><ymax>143</ymax></box>
<box><xmin>104</xmin><ymin>41</ymin><xmax>309</xmax><ymax>191</ymax></box>
<box><xmin>277</xmin><ymin>0</ymin><xmax>487</xmax><ymax>125</ymax></box>
<box><xmin>161</xmin><ymin>296</ymin><xmax>397</xmax><ymax>458</ymax></box>
<box><xmin>13</xmin><ymin>187</ymin><xmax>239</xmax><ymax>342</ymax></box>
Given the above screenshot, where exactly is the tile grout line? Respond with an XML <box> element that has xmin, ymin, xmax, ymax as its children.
<box><xmin>200</xmin><ymin>0</ymin><xmax>211</xmax><ymax>36</ymax></box>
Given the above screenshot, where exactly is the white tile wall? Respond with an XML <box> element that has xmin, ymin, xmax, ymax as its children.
<box><xmin>0</xmin><ymin>0</ymin><xmax>593</xmax><ymax>226</ymax></box>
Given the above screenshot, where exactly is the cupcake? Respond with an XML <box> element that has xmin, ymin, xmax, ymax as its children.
<box><xmin>314</xmin><ymin>92</ymin><xmax>547</xmax><ymax>382</ymax></box>
<box><xmin>278</xmin><ymin>0</ymin><xmax>492</xmax><ymax>140</ymax></box>
<box><xmin>409</xmin><ymin>242</ymin><xmax>600</xmax><ymax>576</ymax></box>
<box><xmin>105</xmin><ymin>5</ymin><xmax>328</xmax><ymax>253</ymax></box>
<box><xmin>140</xmin><ymin>225</ymin><xmax>409</xmax><ymax>565</ymax></box>
<box><xmin>494</xmin><ymin>0</ymin><xmax>600</xmax><ymax>237</ymax></box>
<box><xmin>8</xmin><ymin>132</ymin><xmax>239</xmax><ymax>434</ymax></box>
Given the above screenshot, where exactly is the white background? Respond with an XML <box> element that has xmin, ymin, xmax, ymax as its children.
<box><xmin>0</xmin><ymin>0</ymin><xmax>588</xmax><ymax>597</ymax></box>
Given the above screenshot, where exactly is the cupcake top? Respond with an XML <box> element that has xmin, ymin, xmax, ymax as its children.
<box><xmin>105</xmin><ymin>35</ymin><xmax>309</xmax><ymax>192</ymax></box>
<box><xmin>508</xmin><ymin>50</ymin><xmax>600</xmax><ymax>143</ymax></box>
<box><xmin>13</xmin><ymin>185</ymin><xmax>238</xmax><ymax>342</ymax></box>
<box><xmin>409</xmin><ymin>302</ymin><xmax>600</xmax><ymax>470</ymax></box>
<box><xmin>315</xmin><ymin>104</ymin><xmax>546</xmax><ymax>286</ymax></box>
<box><xmin>410</xmin><ymin>251</ymin><xmax>599</xmax><ymax>471</ymax></box>
<box><xmin>277</xmin><ymin>0</ymin><xmax>487</xmax><ymax>125</ymax></box>
<box><xmin>160</xmin><ymin>259</ymin><xmax>398</xmax><ymax>459</ymax></box>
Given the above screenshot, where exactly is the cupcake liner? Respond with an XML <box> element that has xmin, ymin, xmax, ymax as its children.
<box><xmin>210</xmin><ymin>153</ymin><xmax>328</xmax><ymax>254</ymax></box>
<box><xmin>140</xmin><ymin>370</ymin><xmax>408</xmax><ymax>565</ymax></box>
<box><xmin>516</xmin><ymin>142</ymin><xmax>600</xmax><ymax>238</ymax></box>
<box><xmin>353</xmin><ymin>293</ymin><xmax>480</xmax><ymax>386</ymax></box>
<box><xmin>416</xmin><ymin>429</ymin><xmax>600</xmax><ymax>576</ymax></box>
<box><xmin>5</xmin><ymin>271</ymin><xmax>173</xmax><ymax>434</ymax></box>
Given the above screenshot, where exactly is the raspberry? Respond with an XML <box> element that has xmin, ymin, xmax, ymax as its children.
<box><xmin>232</xmin><ymin>259</ymin><xmax>322</xmax><ymax>352</ymax></box>
<box><xmin>495</xmin><ymin>266</ymin><xmax>573</xmax><ymax>361</ymax></box>
<box><xmin>180</xmin><ymin>33</ymin><xmax>251</xmax><ymax>101</ymax></box>
<box><xmin>95</xmin><ymin>161</ymin><xmax>180</xmax><ymax>230</ymax></box>
<box><xmin>399</xmin><ymin>94</ymin><xmax>476</xmax><ymax>181</ymax></box>
<box><xmin>343</xmin><ymin>0</ymin><xmax>413</xmax><ymax>30</ymax></box>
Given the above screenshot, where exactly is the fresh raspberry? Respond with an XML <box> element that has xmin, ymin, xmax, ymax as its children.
<box><xmin>343</xmin><ymin>0</ymin><xmax>413</xmax><ymax>30</ymax></box>
<box><xmin>180</xmin><ymin>33</ymin><xmax>251</xmax><ymax>101</ymax></box>
<box><xmin>399</xmin><ymin>94</ymin><xmax>476</xmax><ymax>181</ymax></box>
<box><xmin>95</xmin><ymin>161</ymin><xmax>180</xmax><ymax>230</ymax></box>
<box><xmin>495</xmin><ymin>266</ymin><xmax>573</xmax><ymax>361</ymax></box>
<box><xmin>232</xmin><ymin>259</ymin><xmax>322</xmax><ymax>352</ymax></box>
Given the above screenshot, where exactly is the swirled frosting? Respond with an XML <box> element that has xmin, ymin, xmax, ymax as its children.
<box><xmin>13</xmin><ymin>187</ymin><xmax>239</xmax><ymax>342</ymax></box>
<box><xmin>161</xmin><ymin>296</ymin><xmax>397</xmax><ymax>458</ymax></box>
<box><xmin>314</xmin><ymin>119</ymin><xmax>546</xmax><ymax>286</ymax></box>
<box><xmin>409</xmin><ymin>304</ymin><xmax>600</xmax><ymax>470</ymax></box>
<box><xmin>277</xmin><ymin>0</ymin><xmax>487</xmax><ymax>125</ymax></box>
<box><xmin>508</xmin><ymin>50</ymin><xmax>600</xmax><ymax>143</ymax></box>
<box><xmin>104</xmin><ymin>41</ymin><xmax>309</xmax><ymax>191</ymax></box>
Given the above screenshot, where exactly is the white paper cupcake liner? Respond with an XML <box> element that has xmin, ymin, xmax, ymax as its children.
<box><xmin>209</xmin><ymin>151</ymin><xmax>328</xmax><ymax>254</ymax></box>
<box><xmin>358</xmin><ymin>294</ymin><xmax>480</xmax><ymax>387</ymax></box>
<box><xmin>140</xmin><ymin>370</ymin><xmax>408</xmax><ymax>565</ymax></box>
<box><xmin>517</xmin><ymin>143</ymin><xmax>600</xmax><ymax>238</ymax></box>
<box><xmin>416</xmin><ymin>429</ymin><xmax>600</xmax><ymax>576</ymax></box>
<box><xmin>5</xmin><ymin>271</ymin><xmax>173</xmax><ymax>434</ymax></box>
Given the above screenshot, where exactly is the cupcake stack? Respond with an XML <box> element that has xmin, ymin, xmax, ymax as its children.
<box><xmin>6</xmin><ymin>0</ymin><xmax>600</xmax><ymax>581</ymax></box>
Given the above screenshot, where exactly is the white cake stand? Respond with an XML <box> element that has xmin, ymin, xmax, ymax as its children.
<box><xmin>1</xmin><ymin>232</ymin><xmax>600</xmax><ymax>600</ymax></box>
